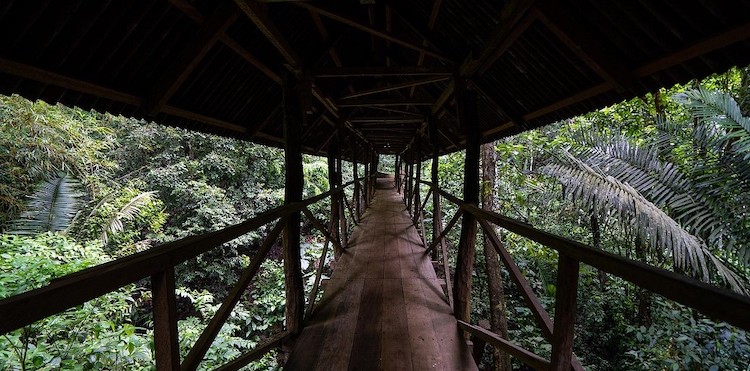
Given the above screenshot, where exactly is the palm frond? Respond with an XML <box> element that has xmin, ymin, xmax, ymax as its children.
<box><xmin>100</xmin><ymin>191</ymin><xmax>156</xmax><ymax>244</ymax></box>
<box><xmin>543</xmin><ymin>150</ymin><xmax>747</xmax><ymax>294</ymax></box>
<box><xmin>10</xmin><ymin>172</ymin><xmax>83</xmax><ymax>234</ymax></box>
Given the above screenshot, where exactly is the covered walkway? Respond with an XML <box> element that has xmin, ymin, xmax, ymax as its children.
<box><xmin>286</xmin><ymin>177</ymin><xmax>476</xmax><ymax>370</ymax></box>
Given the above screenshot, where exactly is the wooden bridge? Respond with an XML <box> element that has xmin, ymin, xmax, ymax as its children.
<box><xmin>2</xmin><ymin>0</ymin><xmax>750</xmax><ymax>370</ymax></box>
<box><xmin>286</xmin><ymin>177</ymin><xmax>475</xmax><ymax>370</ymax></box>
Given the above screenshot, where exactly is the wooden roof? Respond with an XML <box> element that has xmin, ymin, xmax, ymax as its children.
<box><xmin>1</xmin><ymin>0</ymin><xmax>750</xmax><ymax>161</ymax></box>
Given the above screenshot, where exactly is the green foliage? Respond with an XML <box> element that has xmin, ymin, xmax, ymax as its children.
<box><xmin>0</xmin><ymin>233</ymin><xmax>153</xmax><ymax>370</ymax></box>
<box><xmin>10</xmin><ymin>173</ymin><xmax>83</xmax><ymax>235</ymax></box>
<box><xmin>624</xmin><ymin>299</ymin><xmax>749</xmax><ymax>370</ymax></box>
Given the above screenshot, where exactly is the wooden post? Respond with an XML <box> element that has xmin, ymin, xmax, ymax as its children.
<box><xmin>151</xmin><ymin>267</ymin><xmax>180</xmax><ymax>371</ymax></box>
<box><xmin>336</xmin><ymin>126</ymin><xmax>348</xmax><ymax>249</ymax></box>
<box><xmin>363</xmin><ymin>147</ymin><xmax>370</xmax><ymax>209</ymax></box>
<box><xmin>282</xmin><ymin>72</ymin><xmax>304</xmax><ymax>335</ymax></box>
<box><xmin>428</xmin><ymin>117</ymin><xmax>440</xmax><ymax>260</ymax></box>
<box><xmin>406</xmin><ymin>160</ymin><xmax>413</xmax><ymax>211</ymax></box>
<box><xmin>370</xmin><ymin>150</ymin><xmax>378</xmax><ymax>200</ymax></box>
<box><xmin>413</xmin><ymin>136</ymin><xmax>422</xmax><ymax>222</ymax></box>
<box><xmin>353</xmin><ymin>152</ymin><xmax>361</xmax><ymax>221</ymax></box>
<box><xmin>328</xmin><ymin>142</ymin><xmax>342</xmax><ymax>258</ymax></box>
<box><xmin>551</xmin><ymin>254</ymin><xmax>580</xmax><ymax>370</ymax></box>
<box><xmin>453</xmin><ymin>80</ymin><xmax>479</xmax><ymax>326</ymax></box>
<box><xmin>395</xmin><ymin>154</ymin><xmax>401</xmax><ymax>193</ymax></box>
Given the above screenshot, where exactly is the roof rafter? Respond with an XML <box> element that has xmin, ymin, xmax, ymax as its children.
<box><xmin>314</xmin><ymin>66</ymin><xmax>452</xmax><ymax>78</ymax></box>
<box><xmin>145</xmin><ymin>3</ymin><xmax>238</xmax><ymax>114</ymax></box>
<box><xmin>340</xmin><ymin>76</ymin><xmax>450</xmax><ymax>99</ymax></box>
<box><xmin>294</xmin><ymin>2</ymin><xmax>452</xmax><ymax>63</ymax></box>
<box><xmin>534</xmin><ymin>1</ymin><xmax>635</xmax><ymax>92</ymax></box>
<box><xmin>234</xmin><ymin>0</ymin><xmax>302</xmax><ymax>68</ymax></box>
<box><xmin>431</xmin><ymin>0</ymin><xmax>536</xmax><ymax>116</ymax></box>
<box><xmin>523</xmin><ymin>19</ymin><xmax>750</xmax><ymax>123</ymax></box>
<box><xmin>338</xmin><ymin>98</ymin><xmax>434</xmax><ymax>108</ymax></box>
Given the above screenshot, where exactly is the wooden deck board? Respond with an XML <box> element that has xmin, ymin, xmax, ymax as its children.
<box><xmin>286</xmin><ymin>178</ymin><xmax>478</xmax><ymax>370</ymax></box>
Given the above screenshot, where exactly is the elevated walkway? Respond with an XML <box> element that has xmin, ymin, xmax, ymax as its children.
<box><xmin>286</xmin><ymin>177</ymin><xmax>477</xmax><ymax>370</ymax></box>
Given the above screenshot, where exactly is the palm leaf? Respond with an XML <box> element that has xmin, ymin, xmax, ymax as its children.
<box><xmin>10</xmin><ymin>172</ymin><xmax>83</xmax><ymax>234</ymax></box>
<box><xmin>543</xmin><ymin>150</ymin><xmax>747</xmax><ymax>294</ymax></box>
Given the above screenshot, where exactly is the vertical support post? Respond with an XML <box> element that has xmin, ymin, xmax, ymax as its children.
<box><xmin>395</xmin><ymin>154</ymin><xmax>401</xmax><ymax>193</ymax></box>
<box><xmin>337</xmin><ymin>124</ymin><xmax>348</xmax><ymax>249</ymax></box>
<box><xmin>364</xmin><ymin>147</ymin><xmax>370</xmax><ymax>209</ymax></box>
<box><xmin>353</xmin><ymin>152</ymin><xmax>361</xmax><ymax>221</ymax></box>
<box><xmin>428</xmin><ymin>116</ymin><xmax>441</xmax><ymax>260</ymax></box>
<box><xmin>282</xmin><ymin>72</ymin><xmax>304</xmax><ymax>335</ymax></box>
<box><xmin>328</xmin><ymin>143</ymin><xmax>342</xmax><ymax>258</ymax></box>
<box><xmin>551</xmin><ymin>254</ymin><xmax>580</xmax><ymax>370</ymax></box>
<box><xmin>413</xmin><ymin>136</ymin><xmax>422</xmax><ymax>223</ymax></box>
<box><xmin>151</xmin><ymin>267</ymin><xmax>180</xmax><ymax>371</ymax></box>
<box><xmin>453</xmin><ymin>79</ymin><xmax>480</xmax><ymax>327</ymax></box>
<box><xmin>370</xmin><ymin>149</ymin><xmax>378</xmax><ymax>200</ymax></box>
<box><xmin>406</xmin><ymin>160</ymin><xmax>413</xmax><ymax>211</ymax></box>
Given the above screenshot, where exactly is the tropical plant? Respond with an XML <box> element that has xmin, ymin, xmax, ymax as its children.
<box><xmin>10</xmin><ymin>173</ymin><xmax>83</xmax><ymax>235</ymax></box>
<box><xmin>100</xmin><ymin>191</ymin><xmax>157</xmax><ymax>244</ymax></box>
<box><xmin>543</xmin><ymin>149</ymin><xmax>746</xmax><ymax>293</ymax></box>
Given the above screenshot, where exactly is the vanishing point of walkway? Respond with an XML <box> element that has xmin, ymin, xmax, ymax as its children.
<box><xmin>286</xmin><ymin>177</ymin><xmax>477</xmax><ymax>370</ymax></box>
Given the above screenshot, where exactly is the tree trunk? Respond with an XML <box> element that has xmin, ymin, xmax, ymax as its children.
<box><xmin>481</xmin><ymin>142</ymin><xmax>511</xmax><ymax>371</ymax></box>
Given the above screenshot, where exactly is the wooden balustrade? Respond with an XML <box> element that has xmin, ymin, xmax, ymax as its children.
<box><xmin>412</xmin><ymin>179</ymin><xmax>750</xmax><ymax>370</ymax></box>
<box><xmin>0</xmin><ymin>181</ymin><xmax>357</xmax><ymax>370</ymax></box>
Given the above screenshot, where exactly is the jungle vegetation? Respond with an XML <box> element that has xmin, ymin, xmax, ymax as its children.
<box><xmin>1</xmin><ymin>66</ymin><xmax>749</xmax><ymax>370</ymax></box>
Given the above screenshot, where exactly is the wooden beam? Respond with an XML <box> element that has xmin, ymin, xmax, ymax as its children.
<box><xmin>294</xmin><ymin>2</ymin><xmax>451</xmax><ymax>63</ymax></box>
<box><xmin>634</xmin><ymin>20</ymin><xmax>750</xmax><ymax>77</ymax></box>
<box><xmin>145</xmin><ymin>3</ymin><xmax>237</xmax><ymax>114</ymax></box>
<box><xmin>458</xmin><ymin>321</ymin><xmax>550</xmax><ymax>370</ymax></box>
<box><xmin>534</xmin><ymin>1</ymin><xmax>634</xmax><ymax>92</ymax></box>
<box><xmin>340</xmin><ymin>76</ymin><xmax>450</xmax><ymax>99</ymax></box>
<box><xmin>350</xmin><ymin>116</ymin><xmax>424</xmax><ymax>123</ymax></box>
<box><xmin>235</xmin><ymin>0</ymin><xmax>302</xmax><ymax>68</ymax></box>
<box><xmin>522</xmin><ymin>20</ymin><xmax>750</xmax><ymax>123</ymax></box>
<box><xmin>338</xmin><ymin>98</ymin><xmax>434</xmax><ymax>107</ymax></box>
<box><xmin>151</xmin><ymin>267</ymin><xmax>180</xmax><ymax>371</ymax></box>
<box><xmin>433</xmin><ymin>190</ymin><xmax>750</xmax><ymax>332</ymax></box>
<box><xmin>453</xmin><ymin>84</ymin><xmax>479</xmax><ymax>327</ymax></box>
<box><xmin>0</xmin><ymin>57</ymin><xmax>254</xmax><ymax>135</ymax></box>
<box><xmin>431</xmin><ymin>0</ymin><xmax>535</xmax><ymax>115</ymax></box>
<box><xmin>282</xmin><ymin>73</ymin><xmax>305</xmax><ymax>335</ymax></box>
<box><xmin>220</xmin><ymin>35</ymin><xmax>282</xmax><ymax>84</ymax></box>
<box><xmin>314</xmin><ymin>66</ymin><xmax>452</xmax><ymax>77</ymax></box>
<box><xmin>182</xmin><ymin>218</ymin><xmax>286</xmax><ymax>370</ymax></box>
<box><xmin>550</xmin><ymin>254</ymin><xmax>580</xmax><ymax>370</ymax></box>
<box><xmin>0</xmin><ymin>57</ymin><xmax>142</xmax><ymax>106</ymax></box>
<box><xmin>169</xmin><ymin>1</ymin><xmax>283</xmax><ymax>85</ymax></box>
<box><xmin>215</xmin><ymin>332</ymin><xmax>291</xmax><ymax>371</ymax></box>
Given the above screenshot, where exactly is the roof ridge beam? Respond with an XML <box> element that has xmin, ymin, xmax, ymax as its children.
<box><xmin>314</xmin><ymin>66</ymin><xmax>452</xmax><ymax>78</ymax></box>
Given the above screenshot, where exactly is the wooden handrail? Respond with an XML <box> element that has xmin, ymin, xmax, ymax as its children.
<box><xmin>0</xmin><ymin>181</ymin><xmax>354</xmax><ymax>334</ymax></box>
<box><xmin>419</xmin><ymin>180</ymin><xmax>750</xmax><ymax>331</ymax></box>
<box><xmin>458</xmin><ymin>320</ymin><xmax>550</xmax><ymax>370</ymax></box>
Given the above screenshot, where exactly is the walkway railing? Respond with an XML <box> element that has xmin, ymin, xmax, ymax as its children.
<box><xmin>404</xmin><ymin>178</ymin><xmax>750</xmax><ymax>371</ymax></box>
<box><xmin>0</xmin><ymin>176</ymin><xmax>375</xmax><ymax>371</ymax></box>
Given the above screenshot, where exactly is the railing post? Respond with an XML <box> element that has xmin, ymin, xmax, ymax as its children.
<box><xmin>453</xmin><ymin>79</ymin><xmax>479</xmax><ymax>328</ymax></box>
<box><xmin>395</xmin><ymin>154</ymin><xmax>401</xmax><ymax>193</ymax></box>
<box><xmin>353</xmin><ymin>154</ymin><xmax>361</xmax><ymax>221</ymax></box>
<box><xmin>406</xmin><ymin>160</ymin><xmax>413</xmax><ymax>212</ymax></box>
<box><xmin>328</xmin><ymin>142</ymin><xmax>342</xmax><ymax>257</ymax></box>
<box><xmin>282</xmin><ymin>72</ymin><xmax>304</xmax><ymax>335</ymax></box>
<box><xmin>151</xmin><ymin>267</ymin><xmax>180</xmax><ymax>371</ymax></box>
<box><xmin>414</xmin><ymin>155</ymin><xmax>421</xmax><ymax>223</ymax></box>
<box><xmin>551</xmin><ymin>254</ymin><xmax>580</xmax><ymax>370</ymax></box>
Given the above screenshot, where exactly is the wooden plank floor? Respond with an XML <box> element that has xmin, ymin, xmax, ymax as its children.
<box><xmin>286</xmin><ymin>177</ymin><xmax>477</xmax><ymax>370</ymax></box>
